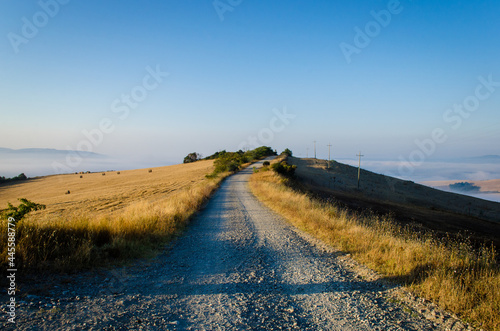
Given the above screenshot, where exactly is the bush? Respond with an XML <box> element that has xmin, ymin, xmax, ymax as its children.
<box><xmin>204</xmin><ymin>150</ymin><xmax>227</xmax><ymax>160</ymax></box>
<box><xmin>263</xmin><ymin>161</ymin><xmax>270</xmax><ymax>167</ymax></box>
<box><xmin>271</xmin><ymin>161</ymin><xmax>297</xmax><ymax>178</ymax></box>
<box><xmin>281</xmin><ymin>148</ymin><xmax>293</xmax><ymax>157</ymax></box>
<box><xmin>1</xmin><ymin>198</ymin><xmax>46</xmax><ymax>222</ymax></box>
<box><xmin>213</xmin><ymin>153</ymin><xmax>244</xmax><ymax>174</ymax></box>
<box><xmin>0</xmin><ymin>173</ymin><xmax>28</xmax><ymax>184</ymax></box>
<box><xmin>206</xmin><ymin>147</ymin><xmax>275</xmax><ymax>163</ymax></box>
<box><xmin>206</xmin><ymin>146</ymin><xmax>277</xmax><ymax>177</ymax></box>
<box><xmin>15</xmin><ymin>173</ymin><xmax>27</xmax><ymax>180</ymax></box>
<box><xmin>251</xmin><ymin>146</ymin><xmax>276</xmax><ymax>159</ymax></box>
<box><xmin>184</xmin><ymin>152</ymin><xmax>202</xmax><ymax>163</ymax></box>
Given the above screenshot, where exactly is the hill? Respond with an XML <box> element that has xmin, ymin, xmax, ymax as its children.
<box><xmin>0</xmin><ymin>147</ymin><xmax>109</xmax><ymax>178</ymax></box>
<box><xmin>0</xmin><ymin>161</ymin><xmax>214</xmax><ymax>220</ymax></box>
<box><xmin>287</xmin><ymin>157</ymin><xmax>500</xmax><ymax>249</ymax></box>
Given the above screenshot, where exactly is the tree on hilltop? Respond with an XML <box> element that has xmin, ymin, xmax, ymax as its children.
<box><xmin>183</xmin><ymin>152</ymin><xmax>202</xmax><ymax>163</ymax></box>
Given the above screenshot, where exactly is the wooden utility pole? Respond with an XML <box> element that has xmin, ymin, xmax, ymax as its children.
<box><xmin>314</xmin><ymin>141</ymin><xmax>317</xmax><ymax>159</ymax></box>
<box><xmin>357</xmin><ymin>152</ymin><xmax>364</xmax><ymax>189</ymax></box>
<box><xmin>327</xmin><ymin>143</ymin><xmax>332</xmax><ymax>168</ymax></box>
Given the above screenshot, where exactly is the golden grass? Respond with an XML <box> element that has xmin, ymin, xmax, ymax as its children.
<box><xmin>0</xmin><ymin>160</ymin><xmax>227</xmax><ymax>271</ymax></box>
<box><xmin>0</xmin><ymin>160</ymin><xmax>215</xmax><ymax>218</ymax></box>
<box><xmin>250</xmin><ymin>169</ymin><xmax>500</xmax><ymax>330</ymax></box>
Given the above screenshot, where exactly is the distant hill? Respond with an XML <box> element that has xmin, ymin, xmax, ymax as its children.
<box><xmin>0</xmin><ymin>147</ymin><xmax>104</xmax><ymax>157</ymax></box>
<box><xmin>0</xmin><ymin>148</ymin><xmax>109</xmax><ymax>178</ymax></box>
<box><xmin>460</xmin><ymin>155</ymin><xmax>500</xmax><ymax>162</ymax></box>
<box><xmin>470</xmin><ymin>155</ymin><xmax>500</xmax><ymax>161</ymax></box>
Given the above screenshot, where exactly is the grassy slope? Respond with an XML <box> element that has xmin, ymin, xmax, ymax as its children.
<box><xmin>288</xmin><ymin>157</ymin><xmax>500</xmax><ymax>251</ymax></box>
<box><xmin>250</xmin><ymin>164</ymin><xmax>500</xmax><ymax>330</ymax></box>
<box><xmin>0</xmin><ymin>161</ymin><xmax>215</xmax><ymax>218</ymax></box>
<box><xmin>0</xmin><ymin>160</ymin><xmax>226</xmax><ymax>272</ymax></box>
<box><xmin>288</xmin><ymin>157</ymin><xmax>500</xmax><ymax>223</ymax></box>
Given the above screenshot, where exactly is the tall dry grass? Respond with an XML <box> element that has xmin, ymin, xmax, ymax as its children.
<box><xmin>0</xmin><ymin>165</ymin><xmax>228</xmax><ymax>272</ymax></box>
<box><xmin>250</xmin><ymin>169</ymin><xmax>500</xmax><ymax>330</ymax></box>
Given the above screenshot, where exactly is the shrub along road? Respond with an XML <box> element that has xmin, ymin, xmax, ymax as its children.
<box><xmin>2</xmin><ymin>159</ymin><xmax>467</xmax><ymax>330</ymax></box>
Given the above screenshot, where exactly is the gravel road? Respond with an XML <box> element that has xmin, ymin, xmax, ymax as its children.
<box><xmin>2</xmin><ymin>159</ymin><xmax>469</xmax><ymax>330</ymax></box>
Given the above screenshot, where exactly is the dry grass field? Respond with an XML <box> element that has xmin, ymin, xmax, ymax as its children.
<box><xmin>250</xmin><ymin>158</ymin><xmax>500</xmax><ymax>330</ymax></box>
<box><xmin>0</xmin><ymin>160</ymin><xmax>220</xmax><ymax>271</ymax></box>
<box><xmin>0</xmin><ymin>160</ymin><xmax>214</xmax><ymax>219</ymax></box>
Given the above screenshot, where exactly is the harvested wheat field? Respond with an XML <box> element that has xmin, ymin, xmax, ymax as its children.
<box><xmin>0</xmin><ymin>160</ymin><xmax>214</xmax><ymax>219</ymax></box>
<box><xmin>0</xmin><ymin>160</ymin><xmax>217</xmax><ymax>271</ymax></box>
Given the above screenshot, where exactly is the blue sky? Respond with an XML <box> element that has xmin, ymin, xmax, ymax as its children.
<box><xmin>1</xmin><ymin>0</ymin><xmax>499</xmax><ymax>170</ymax></box>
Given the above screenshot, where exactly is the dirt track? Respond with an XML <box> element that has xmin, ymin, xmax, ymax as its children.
<box><xmin>2</xmin><ymin>160</ymin><xmax>468</xmax><ymax>330</ymax></box>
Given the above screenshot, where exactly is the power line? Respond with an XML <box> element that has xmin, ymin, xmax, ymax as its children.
<box><xmin>357</xmin><ymin>151</ymin><xmax>364</xmax><ymax>189</ymax></box>
<box><xmin>327</xmin><ymin>143</ymin><xmax>332</xmax><ymax>168</ymax></box>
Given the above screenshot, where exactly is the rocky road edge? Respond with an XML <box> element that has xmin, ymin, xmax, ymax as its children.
<box><xmin>288</xmin><ymin>225</ymin><xmax>473</xmax><ymax>330</ymax></box>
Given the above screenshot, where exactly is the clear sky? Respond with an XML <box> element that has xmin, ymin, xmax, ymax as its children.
<box><xmin>1</xmin><ymin>0</ymin><xmax>499</xmax><ymax>167</ymax></box>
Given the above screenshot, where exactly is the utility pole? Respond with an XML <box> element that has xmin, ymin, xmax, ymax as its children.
<box><xmin>313</xmin><ymin>141</ymin><xmax>316</xmax><ymax>159</ymax></box>
<box><xmin>327</xmin><ymin>143</ymin><xmax>332</xmax><ymax>168</ymax></box>
<box><xmin>357</xmin><ymin>151</ymin><xmax>364</xmax><ymax>189</ymax></box>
